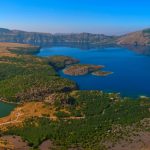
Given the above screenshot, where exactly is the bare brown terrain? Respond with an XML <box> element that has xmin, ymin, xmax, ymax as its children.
<box><xmin>0</xmin><ymin>42</ymin><xmax>37</xmax><ymax>57</ymax></box>
<box><xmin>63</xmin><ymin>64</ymin><xmax>104</xmax><ymax>76</ymax></box>
<box><xmin>0</xmin><ymin>136</ymin><xmax>58</xmax><ymax>150</ymax></box>
<box><xmin>109</xmin><ymin>132</ymin><xmax>150</xmax><ymax>150</ymax></box>
<box><xmin>0</xmin><ymin>135</ymin><xmax>30</xmax><ymax>150</ymax></box>
<box><xmin>0</xmin><ymin>133</ymin><xmax>150</xmax><ymax>150</ymax></box>
<box><xmin>39</xmin><ymin>140</ymin><xmax>56</xmax><ymax>150</ymax></box>
<box><xmin>0</xmin><ymin>102</ymin><xmax>58</xmax><ymax>131</ymax></box>
<box><xmin>0</xmin><ymin>100</ymin><xmax>84</xmax><ymax>131</ymax></box>
<box><xmin>117</xmin><ymin>31</ymin><xmax>150</xmax><ymax>46</ymax></box>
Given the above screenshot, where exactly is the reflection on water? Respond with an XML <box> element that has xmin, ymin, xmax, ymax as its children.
<box><xmin>123</xmin><ymin>45</ymin><xmax>150</xmax><ymax>56</ymax></box>
<box><xmin>39</xmin><ymin>42</ymin><xmax>117</xmax><ymax>50</ymax></box>
<box><xmin>40</xmin><ymin>43</ymin><xmax>150</xmax><ymax>56</ymax></box>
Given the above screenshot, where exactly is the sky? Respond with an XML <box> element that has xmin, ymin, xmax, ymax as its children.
<box><xmin>0</xmin><ymin>0</ymin><xmax>150</xmax><ymax>35</ymax></box>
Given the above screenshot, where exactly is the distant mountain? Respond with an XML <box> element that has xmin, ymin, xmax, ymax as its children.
<box><xmin>117</xmin><ymin>29</ymin><xmax>150</xmax><ymax>46</ymax></box>
<box><xmin>0</xmin><ymin>28</ymin><xmax>116</xmax><ymax>46</ymax></box>
<box><xmin>0</xmin><ymin>28</ymin><xmax>150</xmax><ymax>46</ymax></box>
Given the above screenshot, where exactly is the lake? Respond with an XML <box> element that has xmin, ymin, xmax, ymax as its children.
<box><xmin>37</xmin><ymin>46</ymin><xmax>150</xmax><ymax>97</ymax></box>
<box><xmin>0</xmin><ymin>102</ymin><xmax>15</xmax><ymax>118</ymax></box>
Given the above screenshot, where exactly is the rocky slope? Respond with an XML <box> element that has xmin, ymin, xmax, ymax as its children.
<box><xmin>0</xmin><ymin>28</ymin><xmax>116</xmax><ymax>46</ymax></box>
<box><xmin>117</xmin><ymin>29</ymin><xmax>150</xmax><ymax>46</ymax></box>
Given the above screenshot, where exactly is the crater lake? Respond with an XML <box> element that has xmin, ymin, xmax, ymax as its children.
<box><xmin>37</xmin><ymin>46</ymin><xmax>150</xmax><ymax>97</ymax></box>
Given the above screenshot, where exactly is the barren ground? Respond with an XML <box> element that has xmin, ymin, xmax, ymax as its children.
<box><xmin>0</xmin><ymin>42</ymin><xmax>37</xmax><ymax>57</ymax></box>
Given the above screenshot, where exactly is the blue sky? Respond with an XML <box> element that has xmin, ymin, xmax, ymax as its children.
<box><xmin>0</xmin><ymin>0</ymin><xmax>150</xmax><ymax>35</ymax></box>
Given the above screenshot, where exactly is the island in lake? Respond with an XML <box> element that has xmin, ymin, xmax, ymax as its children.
<box><xmin>92</xmin><ymin>70</ymin><xmax>113</xmax><ymax>76</ymax></box>
<box><xmin>63</xmin><ymin>63</ymin><xmax>113</xmax><ymax>77</ymax></box>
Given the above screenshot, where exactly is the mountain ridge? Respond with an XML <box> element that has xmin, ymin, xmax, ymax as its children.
<box><xmin>0</xmin><ymin>27</ymin><xmax>149</xmax><ymax>46</ymax></box>
<box><xmin>0</xmin><ymin>28</ymin><xmax>118</xmax><ymax>46</ymax></box>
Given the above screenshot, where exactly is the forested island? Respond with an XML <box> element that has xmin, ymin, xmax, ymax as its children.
<box><xmin>0</xmin><ymin>42</ymin><xmax>149</xmax><ymax>150</ymax></box>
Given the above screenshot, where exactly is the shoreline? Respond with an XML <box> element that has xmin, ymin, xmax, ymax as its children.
<box><xmin>0</xmin><ymin>99</ymin><xmax>19</xmax><ymax>105</ymax></box>
<box><xmin>0</xmin><ymin>100</ymin><xmax>18</xmax><ymax>105</ymax></box>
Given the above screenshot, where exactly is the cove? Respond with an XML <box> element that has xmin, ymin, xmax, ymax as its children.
<box><xmin>37</xmin><ymin>46</ymin><xmax>150</xmax><ymax>97</ymax></box>
<box><xmin>0</xmin><ymin>102</ymin><xmax>15</xmax><ymax>118</ymax></box>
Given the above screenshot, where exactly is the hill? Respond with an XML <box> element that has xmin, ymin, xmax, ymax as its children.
<box><xmin>117</xmin><ymin>29</ymin><xmax>150</xmax><ymax>46</ymax></box>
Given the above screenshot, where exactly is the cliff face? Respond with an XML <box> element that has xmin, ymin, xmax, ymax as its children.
<box><xmin>0</xmin><ymin>28</ymin><xmax>54</xmax><ymax>45</ymax></box>
<box><xmin>117</xmin><ymin>29</ymin><xmax>150</xmax><ymax>46</ymax></box>
<box><xmin>0</xmin><ymin>28</ymin><xmax>150</xmax><ymax>46</ymax></box>
<box><xmin>0</xmin><ymin>28</ymin><xmax>116</xmax><ymax>46</ymax></box>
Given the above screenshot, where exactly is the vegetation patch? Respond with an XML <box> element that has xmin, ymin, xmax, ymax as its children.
<box><xmin>4</xmin><ymin>91</ymin><xmax>150</xmax><ymax>149</ymax></box>
<box><xmin>0</xmin><ymin>55</ymin><xmax>57</xmax><ymax>79</ymax></box>
<box><xmin>46</xmin><ymin>55</ymin><xmax>79</xmax><ymax>70</ymax></box>
<box><xmin>0</xmin><ymin>74</ymin><xmax>77</xmax><ymax>102</ymax></box>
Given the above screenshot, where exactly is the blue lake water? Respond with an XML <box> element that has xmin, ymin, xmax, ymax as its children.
<box><xmin>37</xmin><ymin>46</ymin><xmax>150</xmax><ymax>97</ymax></box>
<box><xmin>0</xmin><ymin>102</ymin><xmax>15</xmax><ymax>117</ymax></box>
